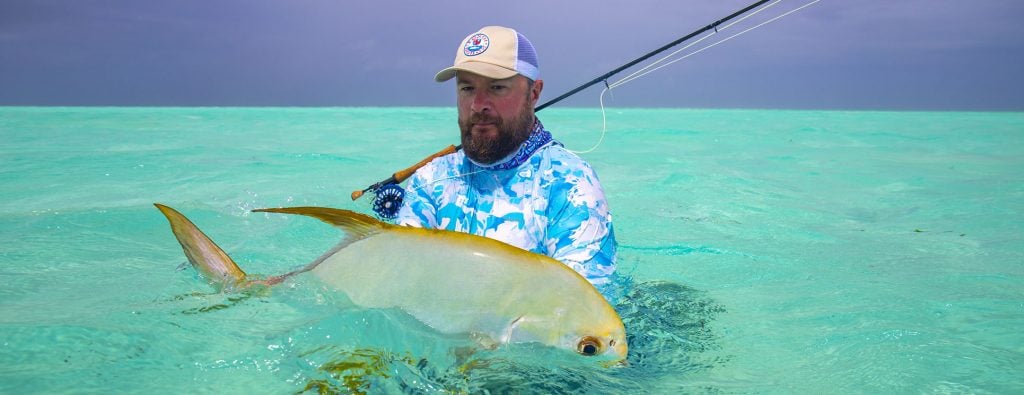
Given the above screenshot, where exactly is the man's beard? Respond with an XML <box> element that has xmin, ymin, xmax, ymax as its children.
<box><xmin>459</xmin><ymin>109</ymin><xmax>535</xmax><ymax>165</ymax></box>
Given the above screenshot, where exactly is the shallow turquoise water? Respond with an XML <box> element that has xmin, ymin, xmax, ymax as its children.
<box><xmin>1</xmin><ymin>107</ymin><xmax>1022</xmax><ymax>393</ymax></box>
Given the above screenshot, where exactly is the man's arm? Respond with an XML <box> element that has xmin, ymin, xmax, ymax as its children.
<box><xmin>544</xmin><ymin>164</ymin><xmax>617</xmax><ymax>285</ymax></box>
<box><xmin>395</xmin><ymin>170</ymin><xmax>438</xmax><ymax>228</ymax></box>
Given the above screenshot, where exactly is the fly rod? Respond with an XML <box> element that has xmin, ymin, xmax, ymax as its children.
<box><xmin>534</xmin><ymin>0</ymin><xmax>772</xmax><ymax>111</ymax></box>
<box><xmin>352</xmin><ymin>0</ymin><xmax>775</xmax><ymax>202</ymax></box>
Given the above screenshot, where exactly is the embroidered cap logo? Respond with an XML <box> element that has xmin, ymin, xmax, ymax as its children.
<box><xmin>463</xmin><ymin>33</ymin><xmax>489</xmax><ymax>56</ymax></box>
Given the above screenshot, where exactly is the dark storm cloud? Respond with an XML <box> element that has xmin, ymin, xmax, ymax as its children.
<box><xmin>1</xmin><ymin>0</ymin><xmax>1022</xmax><ymax>110</ymax></box>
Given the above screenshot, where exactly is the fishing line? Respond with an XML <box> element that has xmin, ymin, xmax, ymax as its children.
<box><xmin>353</xmin><ymin>0</ymin><xmax>822</xmax><ymax>214</ymax></box>
<box><xmin>405</xmin><ymin>0</ymin><xmax>807</xmax><ymax>179</ymax></box>
<box><xmin>571</xmin><ymin>0</ymin><xmax>821</xmax><ymax>154</ymax></box>
<box><xmin>408</xmin><ymin>169</ymin><xmax>487</xmax><ymax>193</ymax></box>
<box><xmin>611</xmin><ymin>0</ymin><xmax>819</xmax><ymax>90</ymax></box>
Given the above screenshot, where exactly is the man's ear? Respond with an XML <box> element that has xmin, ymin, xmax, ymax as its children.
<box><xmin>531</xmin><ymin>79</ymin><xmax>544</xmax><ymax>106</ymax></box>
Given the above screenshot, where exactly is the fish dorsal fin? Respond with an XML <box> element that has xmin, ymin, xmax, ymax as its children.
<box><xmin>252</xmin><ymin>207</ymin><xmax>389</xmax><ymax>279</ymax></box>
<box><xmin>252</xmin><ymin>206</ymin><xmax>386</xmax><ymax>242</ymax></box>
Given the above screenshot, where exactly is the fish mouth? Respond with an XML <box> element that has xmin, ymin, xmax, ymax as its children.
<box><xmin>601</xmin><ymin>334</ymin><xmax>629</xmax><ymax>366</ymax></box>
<box><xmin>608</xmin><ymin>343</ymin><xmax>629</xmax><ymax>366</ymax></box>
<box><xmin>594</xmin><ymin>345</ymin><xmax>629</xmax><ymax>368</ymax></box>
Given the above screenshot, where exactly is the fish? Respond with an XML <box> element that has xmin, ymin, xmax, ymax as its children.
<box><xmin>154</xmin><ymin>203</ymin><xmax>628</xmax><ymax>362</ymax></box>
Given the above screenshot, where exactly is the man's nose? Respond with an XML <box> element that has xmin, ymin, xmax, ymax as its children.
<box><xmin>471</xmin><ymin>90</ymin><xmax>491</xmax><ymax>113</ymax></box>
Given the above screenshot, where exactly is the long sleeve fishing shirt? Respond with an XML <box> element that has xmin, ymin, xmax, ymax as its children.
<box><xmin>395</xmin><ymin>119</ymin><xmax>617</xmax><ymax>285</ymax></box>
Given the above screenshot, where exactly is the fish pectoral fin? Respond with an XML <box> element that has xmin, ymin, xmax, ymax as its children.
<box><xmin>501</xmin><ymin>316</ymin><xmax>525</xmax><ymax>345</ymax></box>
<box><xmin>154</xmin><ymin>204</ymin><xmax>247</xmax><ymax>290</ymax></box>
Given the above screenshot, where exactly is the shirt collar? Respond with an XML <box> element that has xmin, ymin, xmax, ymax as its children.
<box><xmin>466</xmin><ymin>118</ymin><xmax>559</xmax><ymax>170</ymax></box>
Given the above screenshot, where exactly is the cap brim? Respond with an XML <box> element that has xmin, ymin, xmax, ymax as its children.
<box><xmin>434</xmin><ymin>62</ymin><xmax>519</xmax><ymax>82</ymax></box>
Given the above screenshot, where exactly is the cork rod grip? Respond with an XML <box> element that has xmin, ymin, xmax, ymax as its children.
<box><xmin>350</xmin><ymin>144</ymin><xmax>459</xmax><ymax>201</ymax></box>
<box><xmin>392</xmin><ymin>144</ymin><xmax>458</xmax><ymax>183</ymax></box>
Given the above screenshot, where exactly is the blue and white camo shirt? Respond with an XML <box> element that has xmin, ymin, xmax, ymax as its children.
<box><xmin>396</xmin><ymin>119</ymin><xmax>617</xmax><ymax>285</ymax></box>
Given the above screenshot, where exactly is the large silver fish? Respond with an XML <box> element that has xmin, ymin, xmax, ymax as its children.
<box><xmin>154</xmin><ymin>203</ymin><xmax>628</xmax><ymax>362</ymax></box>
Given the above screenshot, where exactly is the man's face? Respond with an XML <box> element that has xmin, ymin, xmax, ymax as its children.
<box><xmin>456</xmin><ymin>72</ymin><xmax>543</xmax><ymax>164</ymax></box>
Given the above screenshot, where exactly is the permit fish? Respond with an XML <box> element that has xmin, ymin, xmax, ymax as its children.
<box><xmin>154</xmin><ymin>203</ymin><xmax>628</xmax><ymax>362</ymax></box>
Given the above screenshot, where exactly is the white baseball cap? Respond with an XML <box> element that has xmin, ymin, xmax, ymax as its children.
<box><xmin>435</xmin><ymin>26</ymin><xmax>540</xmax><ymax>82</ymax></box>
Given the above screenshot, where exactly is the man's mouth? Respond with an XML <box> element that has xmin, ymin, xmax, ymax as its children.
<box><xmin>471</xmin><ymin>122</ymin><xmax>497</xmax><ymax>133</ymax></box>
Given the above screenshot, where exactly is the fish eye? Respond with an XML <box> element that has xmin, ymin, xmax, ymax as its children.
<box><xmin>576</xmin><ymin>336</ymin><xmax>602</xmax><ymax>356</ymax></box>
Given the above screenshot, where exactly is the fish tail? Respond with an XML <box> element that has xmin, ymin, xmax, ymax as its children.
<box><xmin>154</xmin><ymin>203</ymin><xmax>248</xmax><ymax>290</ymax></box>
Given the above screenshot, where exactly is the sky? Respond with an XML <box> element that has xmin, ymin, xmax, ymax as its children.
<box><xmin>1</xmin><ymin>0</ymin><xmax>1022</xmax><ymax>111</ymax></box>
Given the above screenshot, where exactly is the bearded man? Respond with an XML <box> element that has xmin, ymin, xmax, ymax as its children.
<box><xmin>396</xmin><ymin>26</ymin><xmax>617</xmax><ymax>287</ymax></box>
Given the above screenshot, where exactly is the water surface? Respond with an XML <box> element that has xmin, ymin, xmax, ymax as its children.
<box><xmin>1</xmin><ymin>107</ymin><xmax>1021</xmax><ymax>393</ymax></box>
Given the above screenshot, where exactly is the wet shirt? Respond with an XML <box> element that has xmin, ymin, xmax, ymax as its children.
<box><xmin>395</xmin><ymin>121</ymin><xmax>617</xmax><ymax>285</ymax></box>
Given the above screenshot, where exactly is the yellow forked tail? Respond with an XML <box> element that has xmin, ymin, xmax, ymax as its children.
<box><xmin>154</xmin><ymin>204</ymin><xmax>247</xmax><ymax>290</ymax></box>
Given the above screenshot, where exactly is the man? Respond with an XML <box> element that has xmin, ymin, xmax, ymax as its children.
<box><xmin>396</xmin><ymin>26</ymin><xmax>617</xmax><ymax>287</ymax></box>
